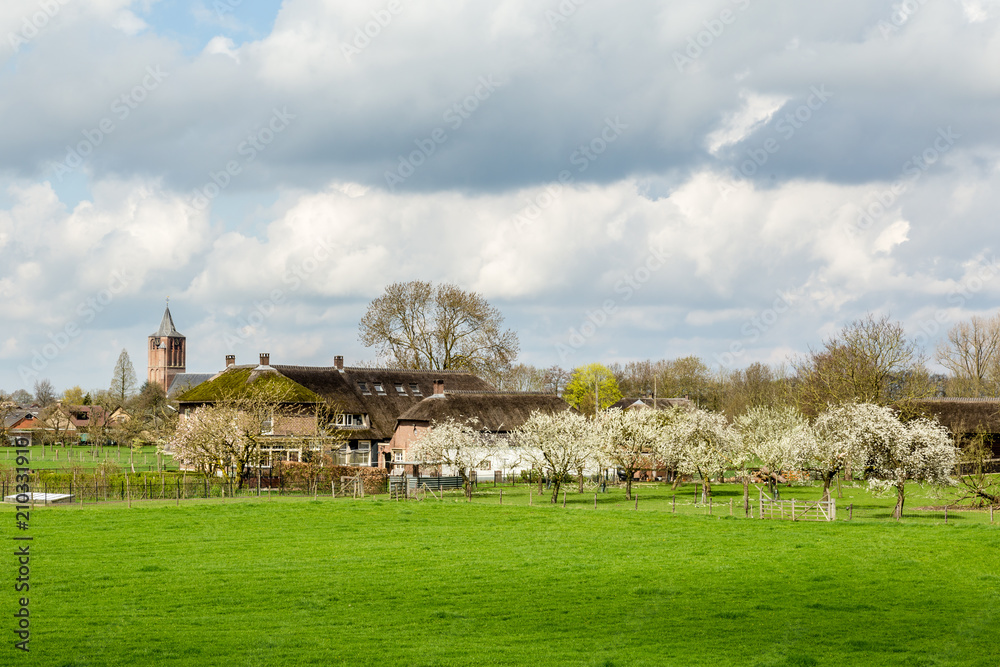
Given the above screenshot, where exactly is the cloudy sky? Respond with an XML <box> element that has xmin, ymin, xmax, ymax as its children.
<box><xmin>2</xmin><ymin>0</ymin><xmax>1000</xmax><ymax>394</ymax></box>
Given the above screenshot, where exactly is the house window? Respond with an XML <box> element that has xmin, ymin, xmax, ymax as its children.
<box><xmin>394</xmin><ymin>382</ymin><xmax>406</xmax><ymax>395</ymax></box>
<box><xmin>261</xmin><ymin>411</ymin><xmax>274</xmax><ymax>435</ymax></box>
<box><xmin>374</xmin><ymin>382</ymin><xmax>386</xmax><ymax>395</ymax></box>
<box><xmin>358</xmin><ymin>382</ymin><xmax>371</xmax><ymax>395</ymax></box>
<box><xmin>335</xmin><ymin>441</ymin><xmax>372</xmax><ymax>466</ymax></box>
<box><xmin>393</xmin><ymin>448</ymin><xmax>404</xmax><ymax>462</ymax></box>
<box><xmin>409</xmin><ymin>383</ymin><xmax>421</xmax><ymax>396</ymax></box>
<box><xmin>335</xmin><ymin>414</ymin><xmax>366</xmax><ymax>428</ymax></box>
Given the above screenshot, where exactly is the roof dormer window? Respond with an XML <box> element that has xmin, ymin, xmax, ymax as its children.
<box><xmin>394</xmin><ymin>383</ymin><xmax>406</xmax><ymax>395</ymax></box>
<box><xmin>358</xmin><ymin>382</ymin><xmax>371</xmax><ymax>395</ymax></box>
<box><xmin>374</xmin><ymin>382</ymin><xmax>387</xmax><ymax>395</ymax></box>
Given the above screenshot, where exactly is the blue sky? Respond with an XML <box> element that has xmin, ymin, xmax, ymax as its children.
<box><xmin>2</xmin><ymin>0</ymin><xmax>1000</xmax><ymax>395</ymax></box>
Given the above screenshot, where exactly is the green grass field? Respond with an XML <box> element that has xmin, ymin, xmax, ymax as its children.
<box><xmin>5</xmin><ymin>483</ymin><xmax>999</xmax><ymax>666</ymax></box>
<box><xmin>0</xmin><ymin>445</ymin><xmax>177</xmax><ymax>472</ymax></box>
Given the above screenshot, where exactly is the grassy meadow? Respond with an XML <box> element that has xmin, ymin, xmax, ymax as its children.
<box><xmin>0</xmin><ymin>444</ymin><xmax>177</xmax><ymax>472</ymax></box>
<box><xmin>4</xmin><ymin>482</ymin><xmax>999</xmax><ymax>666</ymax></box>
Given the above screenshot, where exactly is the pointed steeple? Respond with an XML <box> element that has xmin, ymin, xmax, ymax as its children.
<box><xmin>151</xmin><ymin>301</ymin><xmax>183</xmax><ymax>338</ymax></box>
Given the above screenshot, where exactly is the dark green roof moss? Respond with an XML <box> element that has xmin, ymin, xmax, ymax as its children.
<box><xmin>176</xmin><ymin>368</ymin><xmax>322</xmax><ymax>403</ymax></box>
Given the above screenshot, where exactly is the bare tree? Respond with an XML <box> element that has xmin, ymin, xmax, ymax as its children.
<box><xmin>936</xmin><ymin>315</ymin><xmax>1000</xmax><ymax>397</ymax></box>
<box><xmin>359</xmin><ymin>281</ymin><xmax>519</xmax><ymax>385</ymax></box>
<box><xmin>496</xmin><ymin>363</ymin><xmax>547</xmax><ymax>392</ymax></box>
<box><xmin>109</xmin><ymin>349</ymin><xmax>138</xmax><ymax>408</ymax></box>
<box><xmin>33</xmin><ymin>379</ymin><xmax>56</xmax><ymax>407</ymax></box>
<box><xmin>793</xmin><ymin>313</ymin><xmax>932</xmax><ymax>416</ymax></box>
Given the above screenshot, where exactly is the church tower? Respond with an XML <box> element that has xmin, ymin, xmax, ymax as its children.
<box><xmin>148</xmin><ymin>303</ymin><xmax>186</xmax><ymax>393</ymax></box>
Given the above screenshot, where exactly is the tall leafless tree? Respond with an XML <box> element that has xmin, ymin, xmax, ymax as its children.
<box><xmin>793</xmin><ymin>313</ymin><xmax>932</xmax><ymax>416</ymax></box>
<box><xmin>935</xmin><ymin>314</ymin><xmax>1000</xmax><ymax>397</ymax></box>
<box><xmin>358</xmin><ymin>281</ymin><xmax>518</xmax><ymax>385</ymax></box>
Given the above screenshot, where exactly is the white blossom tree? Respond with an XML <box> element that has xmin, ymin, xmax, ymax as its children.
<box><xmin>817</xmin><ymin>403</ymin><xmax>957</xmax><ymax>518</ymax></box>
<box><xmin>596</xmin><ymin>408</ymin><xmax>662</xmax><ymax>500</ymax></box>
<box><xmin>410</xmin><ymin>417</ymin><xmax>496</xmax><ymax>498</ymax></box>
<box><xmin>514</xmin><ymin>410</ymin><xmax>596</xmax><ymax>502</ymax></box>
<box><xmin>811</xmin><ymin>405</ymin><xmax>862</xmax><ymax>501</ymax></box>
<box><xmin>652</xmin><ymin>406</ymin><xmax>692</xmax><ymax>490</ymax></box>
<box><xmin>168</xmin><ymin>405</ymin><xmax>261</xmax><ymax>481</ymax></box>
<box><xmin>735</xmin><ymin>405</ymin><xmax>814</xmax><ymax>500</ymax></box>
<box><xmin>673</xmin><ymin>408</ymin><xmax>737</xmax><ymax>503</ymax></box>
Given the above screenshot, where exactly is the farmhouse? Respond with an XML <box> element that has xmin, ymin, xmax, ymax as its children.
<box><xmin>607</xmin><ymin>397</ymin><xmax>694</xmax><ymax>411</ymax></box>
<box><xmin>914</xmin><ymin>397</ymin><xmax>1000</xmax><ymax>459</ymax></box>
<box><xmin>175</xmin><ymin>354</ymin><xmax>498</xmax><ymax>467</ymax></box>
<box><xmin>388</xmin><ymin>388</ymin><xmax>572</xmax><ymax>476</ymax></box>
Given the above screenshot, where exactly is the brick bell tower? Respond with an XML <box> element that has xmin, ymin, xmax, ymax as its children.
<box><xmin>148</xmin><ymin>300</ymin><xmax>186</xmax><ymax>393</ymax></box>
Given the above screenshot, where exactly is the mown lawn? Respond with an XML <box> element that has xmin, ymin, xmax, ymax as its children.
<box><xmin>8</xmin><ymin>491</ymin><xmax>1000</xmax><ymax>666</ymax></box>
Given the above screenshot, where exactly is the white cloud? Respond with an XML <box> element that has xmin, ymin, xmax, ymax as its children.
<box><xmin>705</xmin><ymin>91</ymin><xmax>790</xmax><ymax>156</ymax></box>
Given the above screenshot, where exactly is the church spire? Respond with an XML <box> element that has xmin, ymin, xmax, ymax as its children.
<box><xmin>151</xmin><ymin>300</ymin><xmax>183</xmax><ymax>338</ymax></box>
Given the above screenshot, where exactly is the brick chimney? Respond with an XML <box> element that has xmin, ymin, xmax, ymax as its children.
<box><xmin>225</xmin><ymin>354</ymin><xmax>236</xmax><ymax>368</ymax></box>
<box><xmin>432</xmin><ymin>379</ymin><xmax>445</xmax><ymax>396</ymax></box>
<box><xmin>334</xmin><ymin>355</ymin><xmax>344</xmax><ymax>371</ymax></box>
<box><xmin>259</xmin><ymin>353</ymin><xmax>270</xmax><ymax>367</ymax></box>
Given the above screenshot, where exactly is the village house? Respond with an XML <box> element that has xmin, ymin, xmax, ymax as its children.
<box><xmin>388</xmin><ymin>386</ymin><xmax>572</xmax><ymax>477</ymax></box>
<box><xmin>174</xmin><ymin>353</ymin><xmax>497</xmax><ymax>467</ymax></box>
<box><xmin>3</xmin><ymin>403</ymin><xmax>126</xmax><ymax>446</ymax></box>
<box><xmin>174</xmin><ymin>352</ymin><xmax>575</xmax><ymax>476</ymax></box>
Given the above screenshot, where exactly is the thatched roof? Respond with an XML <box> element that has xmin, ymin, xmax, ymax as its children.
<box><xmin>397</xmin><ymin>392</ymin><xmax>571</xmax><ymax>432</ymax></box>
<box><xmin>607</xmin><ymin>397</ymin><xmax>694</xmax><ymax>411</ymax></box>
<box><xmin>176</xmin><ymin>365</ymin><xmax>495</xmax><ymax>439</ymax></box>
<box><xmin>913</xmin><ymin>398</ymin><xmax>1000</xmax><ymax>434</ymax></box>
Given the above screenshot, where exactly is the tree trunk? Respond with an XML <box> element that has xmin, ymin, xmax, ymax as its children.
<box><xmin>701</xmin><ymin>477</ymin><xmax>712</xmax><ymax>504</ymax></box>
<box><xmin>577</xmin><ymin>471</ymin><xmax>584</xmax><ymax>493</ymax></box>
<box><xmin>742</xmin><ymin>475</ymin><xmax>750</xmax><ymax>517</ymax></box>
<box><xmin>821</xmin><ymin>473</ymin><xmax>833</xmax><ymax>502</ymax></box>
<box><xmin>550</xmin><ymin>479</ymin><xmax>561</xmax><ymax>504</ymax></box>
<box><xmin>625</xmin><ymin>475</ymin><xmax>632</xmax><ymax>501</ymax></box>
<box><xmin>537</xmin><ymin>472</ymin><xmax>544</xmax><ymax>495</ymax></box>
<box><xmin>671</xmin><ymin>475</ymin><xmax>683</xmax><ymax>491</ymax></box>
<box><xmin>893</xmin><ymin>482</ymin><xmax>905</xmax><ymax>519</ymax></box>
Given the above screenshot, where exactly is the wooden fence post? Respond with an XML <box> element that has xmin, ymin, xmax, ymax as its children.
<box><xmin>529</xmin><ymin>488</ymin><xmax>532</xmax><ymax>506</ymax></box>
<box><xmin>562</xmin><ymin>490</ymin><xmax>566</xmax><ymax>508</ymax></box>
<box><xmin>126</xmin><ymin>477</ymin><xmax>131</xmax><ymax>509</ymax></box>
<box><xmin>708</xmin><ymin>496</ymin><xmax>712</xmax><ymax>515</ymax></box>
<box><xmin>729</xmin><ymin>499</ymin><xmax>733</xmax><ymax>516</ymax></box>
<box><xmin>672</xmin><ymin>494</ymin><xmax>675</xmax><ymax>514</ymax></box>
<box><xmin>594</xmin><ymin>492</ymin><xmax>597</xmax><ymax>509</ymax></box>
<box><xmin>791</xmin><ymin>499</ymin><xmax>796</xmax><ymax>522</ymax></box>
<box><xmin>849</xmin><ymin>503</ymin><xmax>853</xmax><ymax>521</ymax></box>
<box><xmin>500</xmin><ymin>489</ymin><xmax>503</xmax><ymax>506</ymax></box>
<box><xmin>944</xmin><ymin>506</ymin><xmax>948</xmax><ymax>524</ymax></box>
<box><xmin>634</xmin><ymin>495</ymin><xmax>638</xmax><ymax>511</ymax></box>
